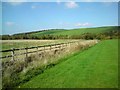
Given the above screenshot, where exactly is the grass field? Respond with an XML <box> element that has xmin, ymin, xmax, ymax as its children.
<box><xmin>19</xmin><ymin>39</ymin><xmax>118</xmax><ymax>88</ymax></box>
<box><xmin>1</xmin><ymin>39</ymin><xmax>78</xmax><ymax>50</ymax></box>
<box><xmin>1</xmin><ymin>39</ymin><xmax>80</xmax><ymax>63</ymax></box>
<box><xmin>32</xmin><ymin>26</ymin><xmax>117</xmax><ymax>36</ymax></box>
<box><xmin>2</xmin><ymin>40</ymin><xmax>98</xmax><ymax>88</ymax></box>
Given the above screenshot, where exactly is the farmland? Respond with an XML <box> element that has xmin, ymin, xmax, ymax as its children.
<box><xmin>2</xmin><ymin>39</ymin><xmax>99</xmax><ymax>88</ymax></box>
<box><xmin>1</xmin><ymin>26</ymin><xmax>119</xmax><ymax>40</ymax></box>
<box><xmin>1</xmin><ymin>2</ymin><xmax>119</xmax><ymax>89</ymax></box>
<box><xmin>1</xmin><ymin>39</ymin><xmax>79</xmax><ymax>50</ymax></box>
<box><xmin>19</xmin><ymin>39</ymin><xmax>118</xmax><ymax>88</ymax></box>
<box><xmin>32</xmin><ymin>26</ymin><xmax>117</xmax><ymax>36</ymax></box>
<box><xmin>1</xmin><ymin>26</ymin><xmax>119</xmax><ymax>89</ymax></box>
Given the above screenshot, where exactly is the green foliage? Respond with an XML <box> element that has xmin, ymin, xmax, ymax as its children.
<box><xmin>1</xmin><ymin>35</ymin><xmax>12</xmax><ymax>40</ymax></box>
<box><xmin>20</xmin><ymin>39</ymin><xmax>118</xmax><ymax>88</ymax></box>
<box><xmin>1</xmin><ymin>26</ymin><xmax>119</xmax><ymax>40</ymax></box>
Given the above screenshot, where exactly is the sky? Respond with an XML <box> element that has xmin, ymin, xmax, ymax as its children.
<box><xmin>1</xmin><ymin>1</ymin><xmax>118</xmax><ymax>35</ymax></box>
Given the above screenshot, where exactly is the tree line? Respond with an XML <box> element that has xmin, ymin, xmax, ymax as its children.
<box><xmin>1</xmin><ymin>29</ymin><xmax>119</xmax><ymax>40</ymax></box>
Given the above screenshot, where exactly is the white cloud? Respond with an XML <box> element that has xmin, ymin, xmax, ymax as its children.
<box><xmin>2</xmin><ymin>0</ymin><xmax>119</xmax><ymax>2</ymax></box>
<box><xmin>31</xmin><ymin>5</ymin><xmax>36</xmax><ymax>9</ymax></box>
<box><xmin>101</xmin><ymin>0</ymin><xmax>119</xmax><ymax>2</ymax></box>
<box><xmin>59</xmin><ymin>22</ymin><xmax>68</xmax><ymax>25</ymax></box>
<box><xmin>86</xmin><ymin>0</ymin><xmax>94</xmax><ymax>1</ymax></box>
<box><xmin>31</xmin><ymin>4</ymin><xmax>40</xmax><ymax>9</ymax></box>
<box><xmin>65</xmin><ymin>1</ymin><xmax>79</xmax><ymax>8</ymax></box>
<box><xmin>6</xmin><ymin>0</ymin><xmax>26</xmax><ymax>6</ymax></box>
<box><xmin>8</xmin><ymin>2</ymin><xmax>23</xmax><ymax>6</ymax></box>
<box><xmin>5</xmin><ymin>21</ymin><xmax>14</xmax><ymax>26</ymax></box>
<box><xmin>83</xmin><ymin>22</ymin><xmax>92</xmax><ymax>26</ymax></box>
<box><xmin>102</xmin><ymin>2</ymin><xmax>113</xmax><ymax>7</ymax></box>
<box><xmin>57</xmin><ymin>0</ymin><xmax>61</xmax><ymax>5</ymax></box>
<box><xmin>75</xmin><ymin>23</ymin><xmax>82</xmax><ymax>26</ymax></box>
<box><xmin>6</xmin><ymin>0</ymin><xmax>26</xmax><ymax>2</ymax></box>
<box><xmin>75</xmin><ymin>22</ymin><xmax>93</xmax><ymax>27</ymax></box>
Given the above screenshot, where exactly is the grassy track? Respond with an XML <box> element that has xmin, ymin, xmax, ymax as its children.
<box><xmin>20</xmin><ymin>39</ymin><xmax>118</xmax><ymax>88</ymax></box>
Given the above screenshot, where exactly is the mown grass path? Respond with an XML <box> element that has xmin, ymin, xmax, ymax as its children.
<box><xmin>20</xmin><ymin>39</ymin><xmax>118</xmax><ymax>88</ymax></box>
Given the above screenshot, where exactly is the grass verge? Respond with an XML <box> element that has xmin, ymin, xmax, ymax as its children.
<box><xmin>2</xmin><ymin>40</ymin><xmax>97</xmax><ymax>88</ymax></box>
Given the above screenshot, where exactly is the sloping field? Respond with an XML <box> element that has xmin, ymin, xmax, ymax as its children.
<box><xmin>32</xmin><ymin>26</ymin><xmax>117</xmax><ymax>36</ymax></box>
<box><xmin>20</xmin><ymin>39</ymin><xmax>118</xmax><ymax>88</ymax></box>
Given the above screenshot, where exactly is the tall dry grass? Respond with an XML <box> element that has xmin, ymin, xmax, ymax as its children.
<box><xmin>2</xmin><ymin>40</ymin><xmax>98</xmax><ymax>88</ymax></box>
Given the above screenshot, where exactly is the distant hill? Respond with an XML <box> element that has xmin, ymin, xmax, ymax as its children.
<box><xmin>1</xmin><ymin>26</ymin><xmax>119</xmax><ymax>40</ymax></box>
<box><xmin>30</xmin><ymin>26</ymin><xmax>118</xmax><ymax>36</ymax></box>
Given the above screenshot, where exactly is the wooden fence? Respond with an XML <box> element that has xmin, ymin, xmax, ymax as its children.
<box><xmin>0</xmin><ymin>41</ymin><xmax>78</xmax><ymax>61</ymax></box>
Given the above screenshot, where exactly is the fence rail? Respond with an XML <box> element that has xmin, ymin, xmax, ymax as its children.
<box><xmin>0</xmin><ymin>41</ymin><xmax>78</xmax><ymax>60</ymax></box>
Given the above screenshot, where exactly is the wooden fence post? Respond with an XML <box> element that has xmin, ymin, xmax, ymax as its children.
<box><xmin>36</xmin><ymin>47</ymin><xmax>39</xmax><ymax>55</ymax></box>
<box><xmin>44</xmin><ymin>46</ymin><xmax>45</xmax><ymax>53</ymax></box>
<box><xmin>25</xmin><ymin>48</ymin><xmax>28</xmax><ymax>59</ymax></box>
<box><xmin>2</xmin><ymin>41</ymin><xmax>83</xmax><ymax>62</ymax></box>
<box><xmin>54</xmin><ymin>44</ymin><xmax>56</xmax><ymax>49</ymax></box>
<box><xmin>59</xmin><ymin>44</ymin><xmax>60</xmax><ymax>50</ymax></box>
<box><xmin>61</xmin><ymin>44</ymin><xmax>63</xmax><ymax>50</ymax></box>
<box><xmin>50</xmin><ymin>45</ymin><xmax>51</xmax><ymax>50</ymax></box>
<box><xmin>69</xmin><ymin>42</ymin><xmax>70</xmax><ymax>47</ymax></box>
<box><xmin>63</xmin><ymin>43</ymin><xmax>65</xmax><ymax>49</ymax></box>
<box><xmin>66</xmin><ymin>43</ymin><xmax>67</xmax><ymax>47</ymax></box>
<box><xmin>11</xmin><ymin>48</ymin><xmax>15</xmax><ymax>61</ymax></box>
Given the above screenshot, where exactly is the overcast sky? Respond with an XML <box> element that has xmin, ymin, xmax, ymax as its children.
<box><xmin>1</xmin><ymin>1</ymin><xmax>118</xmax><ymax>35</ymax></box>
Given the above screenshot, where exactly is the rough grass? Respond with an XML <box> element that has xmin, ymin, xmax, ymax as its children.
<box><xmin>2</xmin><ymin>40</ymin><xmax>97</xmax><ymax>88</ymax></box>
<box><xmin>1</xmin><ymin>39</ymin><xmax>79</xmax><ymax>60</ymax></box>
<box><xmin>1</xmin><ymin>39</ymin><xmax>78</xmax><ymax>50</ymax></box>
<box><xmin>20</xmin><ymin>39</ymin><xmax>118</xmax><ymax>88</ymax></box>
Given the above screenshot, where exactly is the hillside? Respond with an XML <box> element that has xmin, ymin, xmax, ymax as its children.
<box><xmin>1</xmin><ymin>26</ymin><xmax>119</xmax><ymax>40</ymax></box>
<box><xmin>32</xmin><ymin>26</ymin><xmax>118</xmax><ymax>36</ymax></box>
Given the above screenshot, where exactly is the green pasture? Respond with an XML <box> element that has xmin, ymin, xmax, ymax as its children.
<box><xmin>20</xmin><ymin>39</ymin><xmax>118</xmax><ymax>88</ymax></box>
<box><xmin>32</xmin><ymin>26</ymin><xmax>117</xmax><ymax>36</ymax></box>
